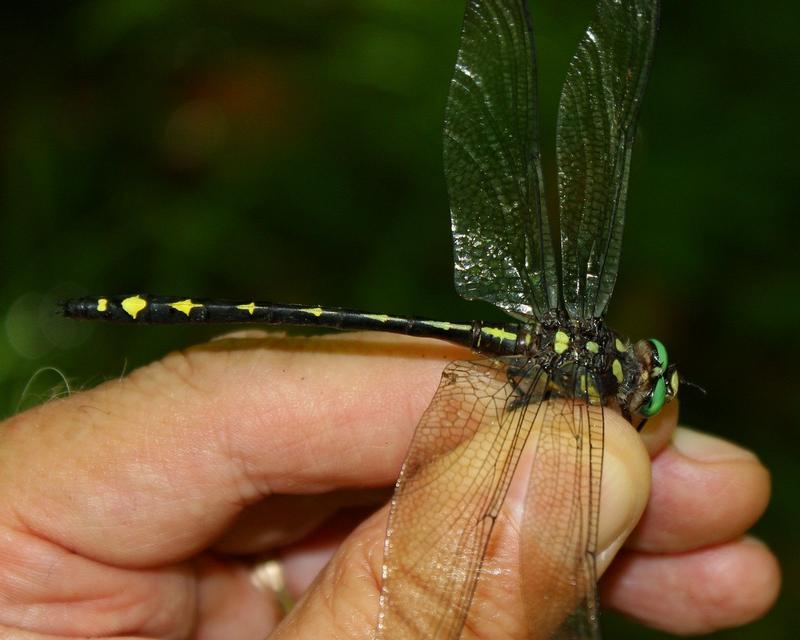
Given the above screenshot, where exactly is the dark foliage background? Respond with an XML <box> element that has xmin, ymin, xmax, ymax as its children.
<box><xmin>1</xmin><ymin>1</ymin><xmax>795</xmax><ymax>637</ymax></box>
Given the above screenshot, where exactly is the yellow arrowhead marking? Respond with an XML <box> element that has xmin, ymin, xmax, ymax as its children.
<box><xmin>121</xmin><ymin>295</ymin><xmax>147</xmax><ymax>319</ymax></box>
<box><xmin>301</xmin><ymin>307</ymin><xmax>324</xmax><ymax>317</ymax></box>
<box><xmin>237</xmin><ymin>302</ymin><xmax>256</xmax><ymax>315</ymax></box>
<box><xmin>169</xmin><ymin>299</ymin><xmax>203</xmax><ymax>317</ymax></box>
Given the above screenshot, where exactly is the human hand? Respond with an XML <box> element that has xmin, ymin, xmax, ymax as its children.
<box><xmin>0</xmin><ymin>333</ymin><xmax>779</xmax><ymax>638</ymax></box>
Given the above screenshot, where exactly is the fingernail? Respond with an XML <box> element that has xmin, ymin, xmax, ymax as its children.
<box><xmin>739</xmin><ymin>534</ymin><xmax>769</xmax><ymax>549</ymax></box>
<box><xmin>672</xmin><ymin>427</ymin><xmax>759</xmax><ymax>463</ymax></box>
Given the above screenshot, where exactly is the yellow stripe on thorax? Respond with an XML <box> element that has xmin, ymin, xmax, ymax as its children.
<box><xmin>579</xmin><ymin>374</ymin><xmax>601</xmax><ymax>403</ymax></box>
<box><xmin>424</xmin><ymin>320</ymin><xmax>472</xmax><ymax>332</ymax></box>
<box><xmin>481</xmin><ymin>326</ymin><xmax>517</xmax><ymax>342</ymax></box>
<box><xmin>612</xmin><ymin>359</ymin><xmax>624</xmax><ymax>383</ymax></box>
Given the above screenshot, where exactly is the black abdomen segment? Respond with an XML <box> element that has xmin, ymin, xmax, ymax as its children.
<box><xmin>62</xmin><ymin>294</ymin><xmax>526</xmax><ymax>356</ymax></box>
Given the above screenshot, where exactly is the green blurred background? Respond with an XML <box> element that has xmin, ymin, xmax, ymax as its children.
<box><xmin>1</xmin><ymin>0</ymin><xmax>795</xmax><ymax>637</ymax></box>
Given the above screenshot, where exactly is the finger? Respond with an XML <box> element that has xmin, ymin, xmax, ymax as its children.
<box><xmin>626</xmin><ymin>427</ymin><xmax>771</xmax><ymax>553</ymax></box>
<box><xmin>602</xmin><ymin>537</ymin><xmax>781</xmax><ymax>635</ymax></box>
<box><xmin>1</xmin><ymin>333</ymin><xmax>467</xmax><ymax>566</ymax></box>
<box><xmin>595</xmin><ymin>411</ymin><xmax>652</xmax><ymax>572</ymax></box>
<box><xmin>0</xmin><ymin>526</ymin><xmax>203</xmax><ymax>638</ymax></box>
<box><xmin>269</xmin><ymin>409</ymin><xmax>652</xmax><ymax>639</ymax></box>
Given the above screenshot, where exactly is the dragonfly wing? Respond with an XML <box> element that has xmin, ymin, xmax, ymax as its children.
<box><xmin>444</xmin><ymin>0</ymin><xmax>557</xmax><ymax>320</ymax></box>
<box><xmin>521</xmin><ymin>365</ymin><xmax>605</xmax><ymax>639</ymax></box>
<box><xmin>558</xmin><ymin>0</ymin><xmax>659</xmax><ymax>319</ymax></box>
<box><xmin>376</xmin><ymin>357</ymin><xmax>548</xmax><ymax>639</ymax></box>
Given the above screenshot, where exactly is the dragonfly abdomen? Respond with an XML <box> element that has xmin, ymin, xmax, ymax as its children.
<box><xmin>62</xmin><ymin>294</ymin><xmax>528</xmax><ymax>356</ymax></box>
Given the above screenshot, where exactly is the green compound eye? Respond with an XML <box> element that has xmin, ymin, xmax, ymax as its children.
<box><xmin>648</xmin><ymin>338</ymin><xmax>668</xmax><ymax>371</ymax></box>
<box><xmin>641</xmin><ymin>376</ymin><xmax>667</xmax><ymax>417</ymax></box>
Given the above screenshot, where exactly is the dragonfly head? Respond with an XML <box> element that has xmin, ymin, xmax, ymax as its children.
<box><xmin>629</xmin><ymin>338</ymin><xmax>679</xmax><ymax>418</ymax></box>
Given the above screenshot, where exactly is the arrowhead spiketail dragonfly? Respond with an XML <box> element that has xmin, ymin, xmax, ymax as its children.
<box><xmin>64</xmin><ymin>0</ymin><xmax>683</xmax><ymax>637</ymax></box>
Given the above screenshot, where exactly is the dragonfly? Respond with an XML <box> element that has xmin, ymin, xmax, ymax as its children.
<box><xmin>64</xmin><ymin>0</ymin><xmax>678</xmax><ymax>637</ymax></box>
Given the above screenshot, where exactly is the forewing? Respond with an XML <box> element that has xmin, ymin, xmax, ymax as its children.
<box><xmin>558</xmin><ymin>0</ymin><xmax>659</xmax><ymax>319</ymax></box>
<box><xmin>521</xmin><ymin>365</ymin><xmax>604</xmax><ymax>639</ymax></box>
<box><xmin>375</xmin><ymin>357</ymin><xmax>546</xmax><ymax>639</ymax></box>
<box><xmin>444</xmin><ymin>0</ymin><xmax>557</xmax><ymax>319</ymax></box>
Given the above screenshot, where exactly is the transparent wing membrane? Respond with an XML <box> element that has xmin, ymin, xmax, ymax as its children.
<box><xmin>376</xmin><ymin>358</ymin><xmax>541</xmax><ymax>639</ymax></box>
<box><xmin>521</xmin><ymin>366</ymin><xmax>604</xmax><ymax>639</ymax></box>
<box><xmin>444</xmin><ymin>0</ymin><xmax>557</xmax><ymax>319</ymax></box>
<box><xmin>376</xmin><ymin>358</ymin><xmax>604</xmax><ymax>639</ymax></box>
<box><xmin>557</xmin><ymin>0</ymin><xmax>659</xmax><ymax>319</ymax></box>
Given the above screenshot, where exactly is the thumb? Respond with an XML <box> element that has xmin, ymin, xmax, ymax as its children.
<box><xmin>267</xmin><ymin>507</ymin><xmax>389</xmax><ymax>639</ymax></box>
<box><xmin>271</xmin><ymin>410</ymin><xmax>650</xmax><ymax>639</ymax></box>
<box><xmin>595</xmin><ymin>410</ymin><xmax>653</xmax><ymax>573</ymax></box>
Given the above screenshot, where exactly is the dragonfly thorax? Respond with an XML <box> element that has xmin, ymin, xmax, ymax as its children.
<box><xmin>529</xmin><ymin>310</ymin><xmax>678</xmax><ymax>423</ymax></box>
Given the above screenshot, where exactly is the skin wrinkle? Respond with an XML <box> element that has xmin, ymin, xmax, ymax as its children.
<box><xmin>71</xmin><ymin>386</ymin><xmax>218</xmax><ymax>562</ymax></box>
<box><xmin>0</xmin><ymin>525</ymin><xmax>186</xmax><ymax>636</ymax></box>
<box><xmin>4</xmin><ymin>409</ymin><xmax>103</xmax><ymax>555</ymax></box>
<box><xmin>0</xmin><ymin>528</ymin><xmax>54</xmax><ymax>604</ymax></box>
<box><xmin>278</xmin><ymin>519</ymin><xmax>378</xmax><ymax>640</ymax></box>
<box><xmin>234</xmin><ymin>396</ymin><xmax>295</xmax><ymax>498</ymax></box>
<box><xmin>353</xmin><ymin>524</ymin><xmax>384</xmax><ymax>632</ymax></box>
<box><xmin>247</xmin><ymin>338</ymin><xmax>437</xmax><ymax>494</ymax></box>
<box><xmin>336</xmin><ymin>534</ymin><xmax>384</xmax><ymax>640</ymax></box>
<box><xmin>692</xmin><ymin>551</ymin><xmax>739</xmax><ymax>623</ymax></box>
<box><xmin>226</xmin><ymin>348</ymin><xmax>333</xmax><ymax>496</ymax></box>
<box><xmin>139</xmin><ymin>349</ymin><xmax>265</xmax><ymax>511</ymax></box>
<box><xmin>319</xmin><ymin>373</ymin><xmax>405</xmax><ymax>486</ymax></box>
<box><xmin>145</xmin><ymin>351</ymin><xmax>213</xmax><ymax>402</ymax></box>
<box><xmin>208</xmin><ymin>393</ymin><xmax>269</xmax><ymax>512</ymax></box>
<box><xmin>671</xmin><ymin>548</ymin><xmax>747</xmax><ymax>634</ymax></box>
